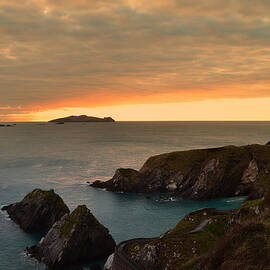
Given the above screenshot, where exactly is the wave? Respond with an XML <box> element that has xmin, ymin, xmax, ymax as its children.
<box><xmin>155</xmin><ymin>197</ymin><xmax>179</xmax><ymax>203</ymax></box>
<box><xmin>79</xmin><ymin>181</ymin><xmax>91</xmax><ymax>186</ymax></box>
<box><xmin>225</xmin><ymin>197</ymin><xmax>246</xmax><ymax>203</ymax></box>
<box><xmin>0</xmin><ymin>205</ymin><xmax>11</xmax><ymax>221</ymax></box>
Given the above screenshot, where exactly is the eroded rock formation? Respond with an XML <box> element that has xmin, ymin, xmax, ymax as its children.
<box><xmin>92</xmin><ymin>144</ymin><xmax>270</xmax><ymax>200</ymax></box>
<box><xmin>27</xmin><ymin>205</ymin><xmax>115</xmax><ymax>269</ymax></box>
<box><xmin>2</xmin><ymin>189</ymin><xmax>69</xmax><ymax>233</ymax></box>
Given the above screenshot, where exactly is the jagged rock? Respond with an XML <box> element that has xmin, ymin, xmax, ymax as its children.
<box><xmin>1</xmin><ymin>189</ymin><xmax>69</xmax><ymax>233</ymax></box>
<box><xmin>92</xmin><ymin>144</ymin><xmax>270</xmax><ymax>200</ymax></box>
<box><xmin>129</xmin><ymin>243</ymin><xmax>160</xmax><ymax>269</ymax></box>
<box><xmin>92</xmin><ymin>168</ymin><xmax>142</xmax><ymax>193</ymax></box>
<box><xmin>27</xmin><ymin>205</ymin><xmax>116</xmax><ymax>269</ymax></box>
<box><xmin>241</xmin><ymin>159</ymin><xmax>259</xmax><ymax>183</ymax></box>
<box><xmin>104</xmin><ymin>254</ymin><xmax>114</xmax><ymax>270</ymax></box>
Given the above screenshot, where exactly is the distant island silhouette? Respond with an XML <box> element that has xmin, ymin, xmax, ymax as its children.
<box><xmin>49</xmin><ymin>115</ymin><xmax>115</xmax><ymax>123</ymax></box>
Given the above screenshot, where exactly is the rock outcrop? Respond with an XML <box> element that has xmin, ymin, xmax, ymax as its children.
<box><xmin>49</xmin><ymin>115</ymin><xmax>115</xmax><ymax>123</ymax></box>
<box><xmin>92</xmin><ymin>144</ymin><xmax>270</xmax><ymax>200</ymax></box>
<box><xmin>108</xmin><ymin>191</ymin><xmax>270</xmax><ymax>270</ymax></box>
<box><xmin>104</xmin><ymin>253</ymin><xmax>114</xmax><ymax>270</ymax></box>
<box><xmin>27</xmin><ymin>205</ymin><xmax>116</xmax><ymax>269</ymax></box>
<box><xmin>2</xmin><ymin>189</ymin><xmax>69</xmax><ymax>233</ymax></box>
<box><xmin>91</xmin><ymin>168</ymin><xmax>142</xmax><ymax>192</ymax></box>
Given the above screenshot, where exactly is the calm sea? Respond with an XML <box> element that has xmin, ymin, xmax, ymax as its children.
<box><xmin>1</xmin><ymin>121</ymin><xmax>270</xmax><ymax>269</ymax></box>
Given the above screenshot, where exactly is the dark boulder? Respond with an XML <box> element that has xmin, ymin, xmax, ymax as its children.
<box><xmin>2</xmin><ymin>189</ymin><xmax>69</xmax><ymax>233</ymax></box>
<box><xmin>27</xmin><ymin>205</ymin><xmax>116</xmax><ymax>269</ymax></box>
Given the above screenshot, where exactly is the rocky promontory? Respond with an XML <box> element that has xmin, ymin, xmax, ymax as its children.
<box><xmin>2</xmin><ymin>189</ymin><xmax>69</xmax><ymax>233</ymax></box>
<box><xmin>49</xmin><ymin>115</ymin><xmax>115</xmax><ymax>123</ymax></box>
<box><xmin>106</xmin><ymin>190</ymin><xmax>270</xmax><ymax>270</ymax></box>
<box><xmin>27</xmin><ymin>205</ymin><xmax>116</xmax><ymax>269</ymax></box>
<box><xmin>91</xmin><ymin>144</ymin><xmax>270</xmax><ymax>200</ymax></box>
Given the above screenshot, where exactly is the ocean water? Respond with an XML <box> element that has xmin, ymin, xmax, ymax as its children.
<box><xmin>1</xmin><ymin>121</ymin><xmax>270</xmax><ymax>269</ymax></box>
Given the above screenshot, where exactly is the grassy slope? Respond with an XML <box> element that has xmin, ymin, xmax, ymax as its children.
<box><xmin>126</xmin><ymin>193</ymin><xmax>270</xmax><ymax>270</ymax></box>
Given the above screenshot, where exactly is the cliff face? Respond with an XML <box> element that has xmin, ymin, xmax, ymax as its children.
<box><xmin>92</xmin><ymin>144</ymin><xmax>270</xmax><ymax>200</ymax></box>
<box><xmin>2</xmin><ymin>189</ymin><xmax>70</xmax><ymax>233</ymax></box>
<box><xmin>106</xmin><ymin>193</ymin><xmax>270</xmax><ymax>270</ymax></box>
<box><xmin>49</xmin><ymin>115</ymin><xmax>115</xmax><ymax>123</ymax></box>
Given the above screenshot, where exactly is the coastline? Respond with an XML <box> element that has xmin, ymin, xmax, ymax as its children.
<box><xmin>2</xmin><ymin>122</ymin><xmax>270</xmax><ymax>269</ymax></box>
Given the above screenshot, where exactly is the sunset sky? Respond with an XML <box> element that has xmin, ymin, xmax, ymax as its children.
<box><xmin>1</xmin><ymin>0</ymin><xmax>270</xmax><ymax>121</ymax></box>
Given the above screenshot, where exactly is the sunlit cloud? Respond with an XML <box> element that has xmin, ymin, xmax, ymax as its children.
<box><xmin>0</xmin><ymin>48</ymin><xmax>17</xmax><ymax>59</ymax></box>
<box><xmin>1</xmin><ymin>0</ymin><xmax>270</xmax><ymax>120</ymax></box>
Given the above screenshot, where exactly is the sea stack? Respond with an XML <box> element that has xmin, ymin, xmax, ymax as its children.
<box><xmin>2</xmin><ymin>189</ymin><xmax>70</xmax><ymax>233</ymax></box>
<box><xmin>27</xmin><ymin>205</ymin><xmax>116</xmax><ymax>269</ymax></box>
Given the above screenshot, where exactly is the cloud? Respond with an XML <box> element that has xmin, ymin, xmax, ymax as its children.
<box><xmin>1</xmin><ymin>0</ymin><xmax>270</xmax><ymax>119</ymax></box>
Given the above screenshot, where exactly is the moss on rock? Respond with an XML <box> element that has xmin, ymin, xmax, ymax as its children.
<box><xmin>2</xmin><ymin>189</ymin><xmax>69</xmax><ymax>233</ymax></box>
<box><xmin>93</xmin><ymin>143</ymin><xmax>270</xmax><ymax>200</ymax></box>
<box><xmin>27</xmin><ymin>205</ymin><xmax>116</xmax><ymax>269</ymax></box>
<box><xmin>116</xmin><ymin>196</ymin><xmax>270</xmax><ymax>270</ymax></box>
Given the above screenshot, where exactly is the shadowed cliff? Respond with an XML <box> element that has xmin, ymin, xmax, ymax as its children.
<box><xmin>92</xmin><ymin>144</ymin><xmax>270</xmax><ymax>200</ymax></box>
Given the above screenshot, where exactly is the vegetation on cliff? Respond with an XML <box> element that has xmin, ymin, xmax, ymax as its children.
<box><xmin>109</xmin><ymin>189</ymin><xmax>270</xmax><ymax>270</ymax></box>
<box><xmin>92</xmin><ymin>144</ymin><xmax>270</xmax><ymax>200</ymax></box>
<box><xmin>27</xmin><ymin>205</ymin><xmax>116</xmax><ymax>269</ymax></box>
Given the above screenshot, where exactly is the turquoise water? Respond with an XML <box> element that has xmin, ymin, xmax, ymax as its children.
<box><xmin>1</xmin><ymin>121</ymin><xmax>270</xmax><ymax>269</ymax></box>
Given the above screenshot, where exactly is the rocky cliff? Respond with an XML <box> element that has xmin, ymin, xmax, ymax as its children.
<box><xmin>2</xmin><ymin>189</ymin><xmax>69</xmax><ymax>233</ymax></box>
<box><xmin>27</xmin><ymin>205</ymin><xmax>116</xmax><ymax>269</ymax></box>
<box><xmin>106</xmin><ymin>190</ymin><xmax>270</xmax><ymax>270</ymax></box>
<box><xmin>92</xmin><ymin>144</ymin><xmax>270</xmax><ymax>200</ymax></box>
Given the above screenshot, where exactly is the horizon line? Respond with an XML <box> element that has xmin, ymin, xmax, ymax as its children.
<box><xmin>2</xmin><ymin>120</ymin><xmax>270</xmax><ymax>123</ymax></box>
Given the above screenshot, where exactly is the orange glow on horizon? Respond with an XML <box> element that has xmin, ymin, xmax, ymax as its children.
<box><xmin>2</xmin><ymin>82</ymin><xmax>270</xmax><ymax>122</ymax></box>
<box><xmin>4</xmin><ymin>97</ymin><xmax>270</xmax><ymax>122</ymax></box>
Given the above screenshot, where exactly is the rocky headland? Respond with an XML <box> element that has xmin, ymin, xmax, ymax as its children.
<box><xmin>49</xmin><ymin>115</ymin><xmax>115</xmax><ymax>123</ymax></box>
<box><xmin>27</xmin><ymin>205</ymin><xmax>115</xmax><ymax>269</ymax></box>
<box><xmin>2</xmin><ymin>189</ymin><xmax>69</xmax><ymax>233</ymax></box>
<box><xmin>105</xmin><ymin>192</ymin><xmax>270</xmax><ymax>270</ymax></box>
<box><xmin>91</xmin><ymin>144</ymin><xmax>270</xmax><ymax>200</ymax></box>
<box><xmin>99</xmin><ymin>142</ymin><xmax>270</xmax><ymax>270</ymax></box>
